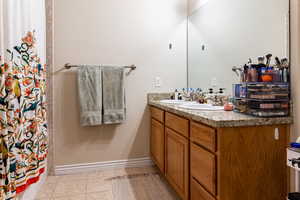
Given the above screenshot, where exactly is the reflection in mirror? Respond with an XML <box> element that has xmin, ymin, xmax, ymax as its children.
<box><xmin>188</xmin><ymin>0</ymin><xmax>289</xmax><ymax>94</ymax></box>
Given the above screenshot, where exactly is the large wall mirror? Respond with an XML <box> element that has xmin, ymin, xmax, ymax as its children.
<box><xmin>188</xmin><ymin>0</ymin><xmax>290</xmax><ymax>94</ymax></box>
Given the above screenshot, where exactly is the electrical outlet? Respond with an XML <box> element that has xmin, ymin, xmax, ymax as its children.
<box><xmin>155</xmin><ymin>77</ymin><xmax>162</xmax><ymax>88</ymax></box>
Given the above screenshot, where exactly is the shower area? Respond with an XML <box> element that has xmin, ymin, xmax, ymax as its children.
<box><xmin>0</xmin><ymin>0</ymin><xmax>51</xmax><ymax>199</ymax></box>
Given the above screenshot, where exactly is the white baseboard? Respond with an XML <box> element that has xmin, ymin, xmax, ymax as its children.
<box><xmin>55</xmin><ymin>157</ymin><xmax>154</xmax><ymax>175</ymax></box>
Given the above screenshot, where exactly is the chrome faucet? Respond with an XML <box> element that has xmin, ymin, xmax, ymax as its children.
<box><xmin>181</xmin><ymin>88</ymin><xmax>203</xmax><ymax>101</ymax></box>
<box><xmin>204</xmin><ymin>88</ymin><xmax>228</xmax><ymax>106</ymax></box>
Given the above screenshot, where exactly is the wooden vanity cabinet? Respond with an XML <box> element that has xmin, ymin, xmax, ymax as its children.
<box><xmin>150</xmin><ymin>106</ymin><xmax>289</xmax><ymax>200</ymax></box>
<box><xmin>150</xmin><ymin>106</ymin><xmax>189</xmax><ymax>200</ymax></box>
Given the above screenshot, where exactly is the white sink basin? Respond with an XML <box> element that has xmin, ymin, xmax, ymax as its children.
<box><xmin>159</xmin><ymin>100</ymin><xmax>189</xmax><ymax>104</ymax></box>
<box><xmin>179</xmin><ymin>104</ymin><xmax>224</xmax><ymax>111</ymax></box>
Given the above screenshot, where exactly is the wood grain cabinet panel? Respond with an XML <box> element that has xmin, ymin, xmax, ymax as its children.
<box><xmin>165</xmin><ymin>128</ymin><xmax>189</xmax><ymax>200</ymax></box>
<box><xmin>191</xmin><ymin>121</ymin><xmax>216</xmax><ymax>152</ymax></box>
<box><xmin>191</xmin><ymin>178</ymin><xmax>215</xmax><ymax>200</ymax></box>
<box><xmin>165</xmin><ymin>112</ymin><xmax>189</xmax><ymax>137</ymax></box>
<box><xmin>150</xmin><ymin>119</ymin><xmax>165</xmax><ymax>173</ymax></box>
<box><xmin>191</xmin><ymin>143</ymin><xmax>216</xmax><ymax>196</ymax></box>
<box><xmin>150</xmin><ymin>106</ymin><xmax>164</xmax><ymax>123</ymax></box>
<box><xmin>218</xmin><ymin>126</ymin><xmax>288</xmax><ymax>200</ymax></box>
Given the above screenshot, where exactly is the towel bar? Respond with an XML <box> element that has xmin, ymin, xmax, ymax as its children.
<box><xmin>64</xmin><ymin>63</ymin><xmax>137</xmax><ymax>71</ymax></box>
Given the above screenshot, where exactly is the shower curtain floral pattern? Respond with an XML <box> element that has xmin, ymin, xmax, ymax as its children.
<box><xmin>0</xmin><ymin>28</ymin><xmax>48</xmax><ymax>200</ymax></box>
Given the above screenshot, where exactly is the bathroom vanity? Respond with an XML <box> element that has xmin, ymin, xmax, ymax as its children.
<box><xmin>148</xmin><ymin>94</ymin><xmax>293</xmax><ymax>200</ymax></box>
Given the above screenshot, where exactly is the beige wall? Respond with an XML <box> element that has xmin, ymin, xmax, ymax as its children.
<box><xmin>53</xmin><ymin>0</ymin><xmax>187</xmax><ymax>166</ymax></box>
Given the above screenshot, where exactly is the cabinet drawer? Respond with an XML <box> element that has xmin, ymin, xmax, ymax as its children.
<box><xmin>150</xmin><ymin>106</ymin><xmax>164</xmax><ymax>123</ymax></box>
<box><xmin>165</xmin><ymin>112</ymin><xmax>189</xmax><ymax>137</ymax></box>
<box><xmin>191</xmin><ymin>178</ymin><xmax>215</xmax><ymax>200</ymax></box>
<box><xmin>191</xmin><ymin>122</ymin><xmax>216</xmax><ymax>152</ymax></box>
<box><xmin>191</xmin><ymin>143</ymin><xmax>216</xmax><ymax>195</ymax></box>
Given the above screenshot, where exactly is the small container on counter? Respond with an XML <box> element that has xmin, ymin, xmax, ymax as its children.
<box><xmin>224</xmin><ymin>102</ymin><xmax>234</xmax><ymax>111</ymax></box>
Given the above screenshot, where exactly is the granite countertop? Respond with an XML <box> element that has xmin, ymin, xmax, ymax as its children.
<box><xmin>148</xmin><ymin>93</ymin><xmax>293</xmax><ymax>128</ymax></box>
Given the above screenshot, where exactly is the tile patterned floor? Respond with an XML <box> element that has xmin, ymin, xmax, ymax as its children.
<box><xmin>35</xmin><ymin>167</ymin><xmax>180</xmax><ymax>200</ymax></box>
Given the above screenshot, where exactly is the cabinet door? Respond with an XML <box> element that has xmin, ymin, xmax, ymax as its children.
<box><xmin>165</xmin><ymin>127</ymin><xmax>189</xmax><ymax>200</ymax></box>
<box><xmin>151</xmin><ymin>119</ymin><xmax>165</xmax><ymax>173</ymax></box>
<box><xmin>218</xmin><ymin>125</ymin><xmax>288</xmax><ymax>200</ymax></box>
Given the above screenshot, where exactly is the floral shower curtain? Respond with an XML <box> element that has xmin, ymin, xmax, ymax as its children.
<box><xmin>0</xmin><ymin>0</ymin><xmax>48</xmax><ymax>199</ymax></box>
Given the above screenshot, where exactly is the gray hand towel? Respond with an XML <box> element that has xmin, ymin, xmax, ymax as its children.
<box><xmin>102</xmin><ymin>66</ymin><xmax>126</xmax><ymax>124</ymax></box>
<box><xmin>77</xmin><ymin>65</ymin><xmax>102</xmax><ymax>126</ymax></box>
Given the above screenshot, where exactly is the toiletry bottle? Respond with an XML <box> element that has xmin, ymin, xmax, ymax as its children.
<box><xmin>247</xmin><ymin>69</ymin><xmax>252</xmax><ymax>82</ymax></box>
<box><xmin>272</xmin><ymin>68</ymin><xmax>280</xmax><ymax>82</ymax></box>
<box><xmin>279</xmin><ymin>69</ymin><xmax>283</xmax><ymax>82</ymax></box>
<box><xmin>174</xmin><ymin>89</ymin><xmax>179</xmax><ymax>100</ymax></box>
<box><xmin>250</xmin><ymin>66</ymin><xmax>258</xmax><ymax>82</ymax></box>
<box><xmin>243</xmin><ymin>64</ymin><xmax>249</xmax><ymax>82</ymax></box>
<box><xmin>257</xmin><ymin>61</ymin><xmax>266</xmax><ymax>82</ymax></box>
<box><xmin>240</xmin><ymin>71</ymin><xmax>245</xmax><ymax>83</ymax></box>
<box><xmin>182</xmin><ymin>88</ymin><xmax>186</xmax><ymax>100</ymax></box>
<box><xmin>283</xmin><ymin>68</ymin><xmax>288</xmax><ymax>83</ymax></box>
